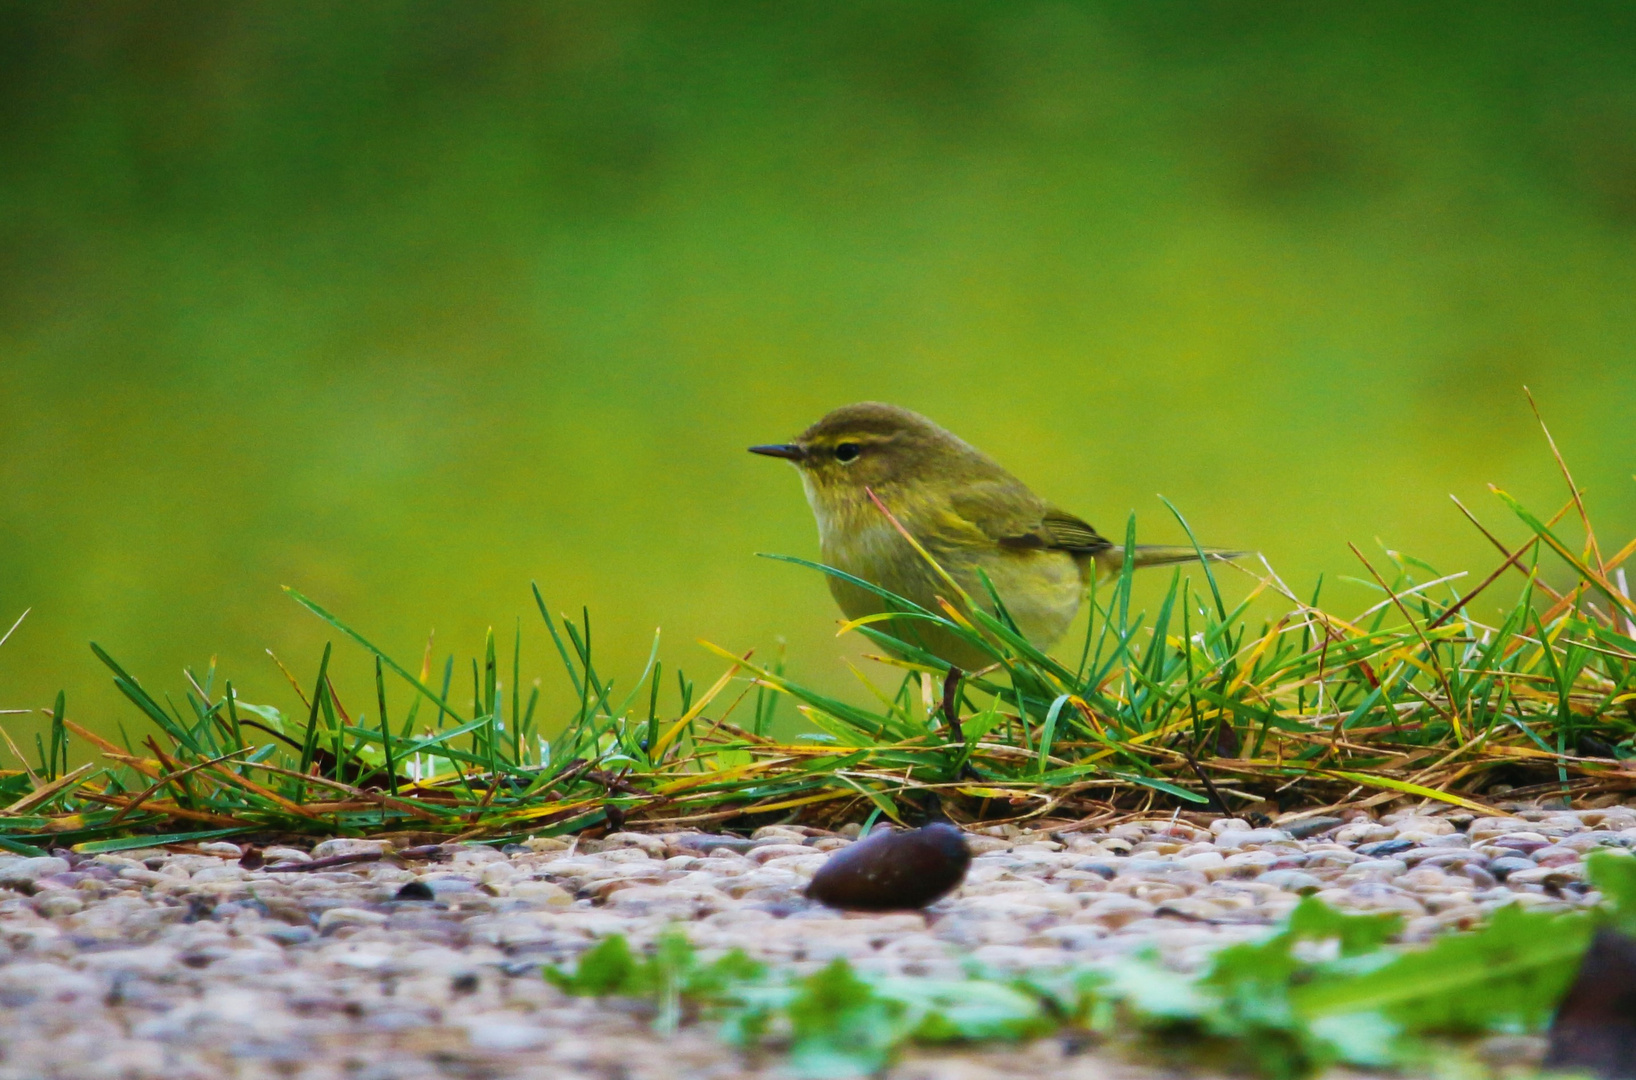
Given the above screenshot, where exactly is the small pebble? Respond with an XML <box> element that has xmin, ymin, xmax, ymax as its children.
<box><xmin>1213</xmin><ymin>828</ymin><xmax>1292</xmax><ymax>850</ymax></box>
<box><xmin>669</xmin><ymin>835</ymin><xmax>757</xmax><ymax>855</ymax></box>
<box><xmin>1490</xmin><ymin>856</ymin><xmax>1538</xmax><ymax>880</ymax></box>
<box><xmin>0</xmin><ymin>857</ymin><xmax>70</xmax><ymax>887</ymax></box>
<box><xmin>311</xmin><ymin>838</ymin><xmax>393</xmax><ymax>860</ymax></box>
<box><xmin>1256</xmin><ymin>870</ymin><xmax>1323</xmax><ymax>893</ymax></box>
<box><xmin>1493</xmin><ymin>833</ymin><xmax>1553</xmax><ymax>854</ymax></box>
<box><xmin>1356</xmin><ymin>839</ymin><xmax>1417</xmax><ymax>857</ymax></box>
<box><xmin>1073</xmin><ymin>860</ymin><xmax>1118</xmax><ymax>879</ymax></box>
<box><xmin>318</xmin><ymin>907</ymin><xmax>387</xmax><ymax>933</ymax></box>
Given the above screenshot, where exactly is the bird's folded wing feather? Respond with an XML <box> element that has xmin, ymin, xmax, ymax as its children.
<box><xmin>1033</xmin><ymin>508</ymin><xmax>1114</xmax><ymax>553</ymax></box>
<box><xmin>947</xmin><ymin>484</ymin><xmax>1112</xmax><ymax>554</ymax></box>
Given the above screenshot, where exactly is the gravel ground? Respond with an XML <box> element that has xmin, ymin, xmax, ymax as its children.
<box><xmin>0</xmin><ymin>804</ymin><xmax>1625</xmax><ymax>1080</ymax></box>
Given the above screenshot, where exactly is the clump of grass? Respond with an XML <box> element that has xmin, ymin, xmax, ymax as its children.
<box><xmin>0</xmin><ymin>411</ymin><xmax>1632</xmax><ymax>853</ymax></box>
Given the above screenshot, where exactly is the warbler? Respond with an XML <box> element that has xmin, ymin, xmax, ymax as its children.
<box><xmin>750</xmin><ymin>402</ymin><xmax>1243</xmax><ymax>670</ymax></box>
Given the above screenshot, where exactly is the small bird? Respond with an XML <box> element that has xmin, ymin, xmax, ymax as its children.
<box><xmin>750</xmin><ymin>402</ymin><xmax>1242</xmax><ymax>670</ymax></box>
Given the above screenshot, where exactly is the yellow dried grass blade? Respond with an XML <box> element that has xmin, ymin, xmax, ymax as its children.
<box><xmin>957</xmin><ymin>785</ymin><xmax>1024</xmax><ymax>799</ymax></box>
<box><xmin>651</xmin><ymin>652</ymin><xmax>747</xmax><ymax>758</ymax></box>
<box><xmin>835</xmin><ymin>612</ymin><xmax>905</xmax><ymax>637</ymax></box>
<box><xmin>933</xmin><ymin>596</ymin><xmax>979</xmax><ymax>632</ymax></box>
<box><xmin>1386</xmin><ymin>649</ymin><xmax>1441</xmax><ymax>681</ymax></box>
<box><xmin>2</xmin><ymin>762</ymin><xmax>97</xmax><ymax>815</ymax></box>
<box><xmin>653</xmin><ymin>757</ymin><xmax>795</xmax><ymax>795</ymax></box>
<box><xmin>1226</xmin><ymin>616</ymin><xmax>1287</xmax><ymax>693</ymax></box>
<box><xmin>736</xmin><ymin>789</ymin><xmax>852</xmax><ymax>815</ymax></box>
<box><xmin>858</xmin><ymin>652</ymin><xmax>943</xmax><ymax>675</ymax></box>
<box><xmin>502</xmin><ymin>797</ymin><xmax>600</xmax><ymax>825</ymax></box>
<box><xmin>1321</xmin><ymin>770</ymin><xmax>1496</xmax><ymax>813</ymax></box>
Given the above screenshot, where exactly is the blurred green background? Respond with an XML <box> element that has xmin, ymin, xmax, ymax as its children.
<box><xmin>2</xmin><ymin>1</ymin><xmax>1635</xmax><ymax>748</ymax></box>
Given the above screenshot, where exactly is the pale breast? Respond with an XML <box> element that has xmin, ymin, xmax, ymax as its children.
<box><xmin>953</xmin><ymin>548</ymin><xmax>1085</xmax><ymax>649</ymax></box>
<box><xmin>803</xmin><ymin>479</ymin><xmax>1087</xmax><ymax>660</ymax></box>
<box><xmin>822</xmin><ymin>521</ymin><xmax>1084</xmax><ymax>652</ymax></box>
<box><xmin>819</xmin><ymin>520</ymin><xmax>930</xmax><ymax>618</ymax></box>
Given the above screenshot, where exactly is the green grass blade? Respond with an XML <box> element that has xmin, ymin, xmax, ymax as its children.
<box><xmin>284</xmin><ymin>587</ymin><xmax>469</xmax><ymax>724</ymax></box>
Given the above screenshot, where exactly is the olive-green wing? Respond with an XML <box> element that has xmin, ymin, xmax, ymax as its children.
<box><xmin>947</xmin><ymin>483</ymin><xmax>1113</xmax><ymax>555</ymax></box>
<box><xmin>1031</xmin><ymin>508</ymin><xmax>1114</xmax><ymax>554</ymax></box>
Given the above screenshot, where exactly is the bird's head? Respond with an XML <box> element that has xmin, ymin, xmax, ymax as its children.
<box><xmin>749</xmin><ymin>402</ymin><xmax>974</xmax><ymax>511</ymax></box>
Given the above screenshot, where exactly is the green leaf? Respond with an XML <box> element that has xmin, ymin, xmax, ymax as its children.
<box><xmin>545</xmin><ymin>934</ymin><xmax>644</xmax><ymax>997</ymax></box>
<box><xmin>1087</xmin><ymin>955</ymin><xmax>1211</xmax><ymax>1021</ymax></box>
<box><xmin>234</xmin><ymin>701</ymin><xmax>289</xmax><ymax>732</ymax></box>
<box><xmin>1284</xmin><ymin>895</ymin><xmax>1402</xmax><ymax>956</ymax></box>
<box><xmin>543</xmin><ymin>926</ymin><xmax>766</xmax><ymax>1037</ymax></box>
<box><xmin>1203</xmin><ymin>938</ymin><xmax>1301</xmax><ymax>1031</ymax></box>
<box><xmin>878</xmin><ymin>978</ymin><xmax>1049</xmax><ymax>1043</ymax></box>
<box><xmin>787</xmin><ymin>960</ymin><xmax>907</xmax><ymax>1078</ymax></box>
<box><xmin>1292</xmin><ymin>903</ymin><xmax>1593</xmax><ymax>1033</ymax></box>
<box><xmin>650</xmin><ymin>926</ymin><xmax>694</xmax><ymax>1034</ymax></box>
<box><xmin>960</xmin><ymin>701</ymin><xmax>1004</xmax><ymax>743</ymax></box>
<box><xmin>694</xmin><ymin>949</ymin><xmax>765</xmax><ymax>997</ymax></box>
<box><xmin>1587</xmin><ymin>849</ymin><xmax>1636</xmax><ymax>933</ymax></box>
<box><xmin>1306</xmin><ymin>1012</ymin><xmax>1402</xmax><ymax>1068</ymax></box>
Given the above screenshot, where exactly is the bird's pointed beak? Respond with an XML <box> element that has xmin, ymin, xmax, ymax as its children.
<box><xmin>748</xmin><ymin>443</ymin><xmax>806</xmax><ymax>462</ymax></box>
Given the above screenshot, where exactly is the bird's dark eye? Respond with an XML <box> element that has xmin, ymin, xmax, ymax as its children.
<box><xmin>834</xmin><ymin>442</ymin><xmax>861</xmax><ymax>463</ymax></box>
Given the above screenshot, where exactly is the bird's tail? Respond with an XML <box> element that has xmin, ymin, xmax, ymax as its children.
<box><xmin>1093</xmin><ymin>545</ymin><xmax>1247</xmax><ymax>576</ymax></box>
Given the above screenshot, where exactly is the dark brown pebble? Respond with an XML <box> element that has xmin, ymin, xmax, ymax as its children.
<box><xmin>805</xmin><ymin>823</ymin><xmax>970</xmax><ymax>911</ymax></box>
<box><xmin>393</xmin><ymin>881</ymin><xmax>435</xmax><ymax>902</ymax></box>
<box><xmin>1285</xmin><ymin>816</ymin><xmax>1344</xmax><ymax>840</ymax></box>
<box><xmin>1546</xmin><ymin>927</ymin><xmax>1636</xmax><ymax>1078</ymax></box>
